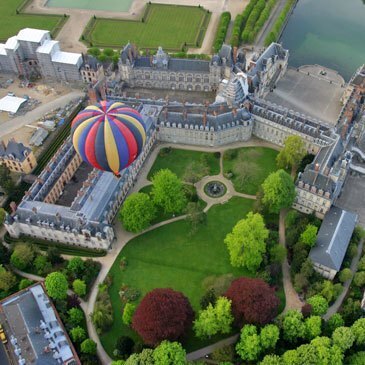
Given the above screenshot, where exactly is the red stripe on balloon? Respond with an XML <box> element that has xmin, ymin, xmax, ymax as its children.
<box><xmin>71</xmin><ymin>111</ymin><xmax>101</xmax><ymax>128</ymax></box>
<box><xmin>109</xmin><ymin>115</ymin><xmax>138</xmax><ymax>166</ymax></box>
<box><xmin>85</xmin><ymin>120</ymin><xmax>104</xmax><ymax>171</ymax></box>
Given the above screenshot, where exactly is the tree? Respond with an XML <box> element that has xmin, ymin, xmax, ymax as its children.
<box><xmin>276</xmin><ymin>135</ymin><xmax>306</xmax><ymax>170</ymax></box>
<box><xmin>339</xmin><ymin>268</ymin><xmax>352</xmax><ymax>283</ymax></box>
<box><xmin>81</xmin><ymin>339</ymin><xmax>97</xmax><ymax>355</ymax></box>
<box><xmin>122</xmin><ymin>303</ymin><xmax>136</xmax><ymax>326</ymax></box>
<box><xmin>353</xmin><ymin>271</ymin><xmax>365</xmax><ymax>287</ymax></box>
<box><xmin>193</xmin><ymin>297</ymin><xmax>233</xmax><ymax>338</ymax></box>
<box><xmin>345</xmin><ymin>352</ymin><xmax>365</xmax><ymax>365</ymax></box>
<box><xmin>225</xmin><ymin>277</ymin><xmax>280</xmax><ymax>326</ymax></box>
<box><xmin>45</xmin><ymin>272</ymin><xmax>68</xmax><ymax>300</ymax></box>
<box><xmin>186</xmin><ymin>202</ymin><xmax>206</xmax><ymax>235</ymax></box>
<box><xmin>120</xmin><ymin>193</ymin><xmax>156</xmax><ymax>233</ymax></box>
<box><xmin>304</xmin><ymin>315</ymin><xmax>322</xmax><ymax>340</ymax></box>
<box><xmin>326</xmin><ymin>313</ymin><xmax>344</xmax><ymax>334</ymax></box>
<box><xmin>132</xmin><ymin>288</ymin><xmax>194</xmax><ymax>346</ymax></box>
<box><xmin>282</xmin><ymin>349</ymin><xmax>299</xmax><ymax>365</ymax></box>
<box><xmin>236</xmin><ymin>325</ymin><xmax>261</xmax><ymax>362</ymax></box>
<box><xmin>352</xmin><ymin>318</ymin><xmax>365</xmax><ymax>346</ymax></box>
<box><xmin>87</xmin><ymin>47</ymin><xmax>101</xmax><ymax>57</ymax></box>
<box><xmin>70</xmin><ymin>326</ymin><xmax>86</xmax><ymax>343</ymax></box>
<box><xmin>67</xmin><ymin>257</ymin><xmax>85</xmax><ymax>278</ymax></box>
<box><xmin>300</xmin><ymin>224</ymin><xmax>318</xmax><ymax>247</ymax></box>
<box><xmin>151</xmin><ymin>169</ymin><xmax>187</xmax><ymax>214</ymax></box>
<box><xmin>281</xmin><ymin>310</ymin><xmax>305</xmax><ymax>343</ymax></box>
<box><xmin>0</xmin><ymin>208</ymin><xmax>6</xmax><ymax>224</ymax></box>
<box><xmin>0</xmin><ymin>165</ymin><xmax>16</xmax><ymax>195</ymax></box>
<box><xmin>0</xmin><ymin>269</ymin><xmax>17</xmax><ymax>291</ymax></box>
<box><xmin>153</xmin><ymin>341</ymin><xmax>186</xmax><ymax>365</ymax></box>
<box><xmin>125</xmin><ymin>349</ymin><xmax>154</xmax><ymax>364</ymax></box>
<box><xmin>18</xmin><ymin>278</ymin><xmax>33</xmax><ymax>290</ymax></box>
<box><xmin>233</xmin><ymin>160</ymin><xmax>259</xmax><ymax>190</ymax></box>
<box><xmin>0</xmin><ymin>244</ymin><xmax>10</xmax><ymax>265</ymax></box>
<box><xmin>47</xmin><ymin>246</ymin><xmax>63</xmax><ymax>264</ymax></box>
<box><xmin>34</xmin><ymin>255</ymin><xmax>51</xmax><ymax>276</ymax></box>
<box><xmin>10</xmin><ymin>244</ymin><xmax>34</xmax><ymax>270</ymax></box>
<box><xmin>269</xmin><ymin>244</ymin><xmax>286</xmax><ymax>264</ymax></box>
<box><xmin>260</xmin><ymin>355</ymin><xmax>282</xmax><ymax>365</ymax></box>
<box><xmin>115</xmin><ymin>336</ymin><xmax>134</xmax><ymax>359</ymax></box>
<box><xmin>73</xmin><ymin>279</ymin><xmax>87</xmax><ymax>297</ymax></box>
<box><xmin>68</xmin><ymin>307</ymin><xmax>84</xmax><ymax>327</ymax></box>
<box><xmin>307</xmin><ymin>295</ymin><xmax>328</xmax><ymax>316</ymax></box>
<box><xmin>224</xmin><ymin>212</ymin><xmax>268</xmax><ymax>272</ymax></box>
<box><xmin>332</xmin><ymin>326</ymin><xmax>355</xmax><ymax>352</ymax></box>
<box><xmin>212</xmin><ymin>345</ymin><xmax>235</xmax><ymax>363</ymax></box>
<box><xmin>200</xmin><ymin>288</ymin><xmax>217</xmax><ymax>309</ymax></box>
<box><xmin>260</xmin><ymin>324</ymin><xmax>280</xmax><ymax>349</ymax></box>
<box><xmin>262</xmin><ymin>169</ymin><xmax>296</xmax><ymax>213</ymax></box>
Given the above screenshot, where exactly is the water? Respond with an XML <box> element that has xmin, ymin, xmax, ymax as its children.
<box><xmin>280</xmin><ymin>0</ymin><xmax>365</xmax><ymax>81</ymax></box>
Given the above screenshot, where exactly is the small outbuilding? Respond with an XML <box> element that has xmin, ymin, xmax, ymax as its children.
<box><xmin>309</xmin><ymin>206</ymin><xmax>358</xmax><ymax>280</ymax></box>
<box><xmin>0</xmin><ymin>95</ymin><xmax>27</xmax><ymax>114</ymax></box>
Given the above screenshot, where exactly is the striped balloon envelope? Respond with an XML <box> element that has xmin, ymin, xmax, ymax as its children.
<box><xmin>71</xmin><ymin>101</ymin><xmax>146</xmax><ymax>176</ymax></box>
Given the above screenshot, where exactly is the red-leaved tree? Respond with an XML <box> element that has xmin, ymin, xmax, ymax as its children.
<box><xmin>225</xmin><ymin>277</ymin><xmax>280</xmax><ymax>326</ymax></box>
<box><xmin>132</xmin><ymin>288</ymin><xmax>194</xmax><ymax>346</ymax></box>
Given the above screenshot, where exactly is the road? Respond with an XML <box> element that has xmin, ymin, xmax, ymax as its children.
<box><xmin>255</xmin><ymin>0</ymin><xmax>288</xmax><ymax>48</ymax></box>
<box><xmin>0</xmin><ymin>91</ymin><xmax>83</xmax><ymax>139</ymax></box>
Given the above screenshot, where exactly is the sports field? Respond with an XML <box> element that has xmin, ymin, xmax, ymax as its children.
<box><xmin>47</xmin><ymin>0</ymin><xmax>133</xmax><ymax>12</ymax></box>
<box><xmin>0</xmin><ymin>0</ymin><xmax>63</xmax><ymax>41</ymax></box>
<box><xmin>84</xmin><ymin>4</ymin><xmax>211</xmax><ymax>50</ymax></box>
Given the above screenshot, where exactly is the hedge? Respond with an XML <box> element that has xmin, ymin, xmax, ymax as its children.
<box><xmin>241</xmin><ymin>0</ymin><xmax>266</xmax><ymax>43</ymax></box>
<box><xmin>212</xmin><ymin>11</ymin><xmax>231</xmax><ymax>53</ymax></box>
<box><xmin>264</xmin><ymin>0</ymin><xmax>296</xmax><ymax>46</ymax></box>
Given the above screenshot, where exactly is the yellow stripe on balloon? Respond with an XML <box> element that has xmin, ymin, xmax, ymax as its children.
<box><xmin>85</xmin><ymin>105</ymin><xmax>103</xmax><ymax>112</ymax></box>
<box><xmin>110</xmin><ymin>113</ymin><xmax>146</xmax><ymax>144</ymax></box>
<box><xmin>72</xmin><ymin>118</ymin><xmax>98</xmax><ymax>155</ymax></box>
<box><xmin>107</xmin><ymin>102</ymin><xmax>125</xmax><ymax>112</ymax></box>
<box><xmin>104</xmin><ymin>116</ymin><xmax>120</xmax><ymax>174</ymax></box>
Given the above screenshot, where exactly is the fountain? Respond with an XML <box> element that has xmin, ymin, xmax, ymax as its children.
<box><xmin>204</xmin><ymin>181</ymin><xmax>226</xmax><ymax>198</ymax></box>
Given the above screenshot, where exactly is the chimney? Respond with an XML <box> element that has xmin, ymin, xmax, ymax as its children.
<box><xmin>10</xmin><ymin>202</ymin><xmax>17</xmax><ymax>214</ymax></box>
<box><xmin>183</xmin><ymin>109</ymin><xmax>187</xmax><ymax>121</ymax></box>
<box><xmin>203</xmin><ymin>112</ymin><xmax>207</xmax><ymax>127</ymax></box>
<box><xmin>314</xmin><ymin>163</ymin><xmax>320</xmax><ymax>172</ymax></box>
<box><xmin>232</xmin><ymin>108</ymin><xmax>237</xmax><ymax>117</ymax></box>
<box><xmin>149</xmin><ymin>55</ymin><xmax>153</xmax><ymax>66</ymax></box>
<box><xmin>233</xmin><ymin>46</ymin><xmax>238</xmax><ymax>64</ymax></box>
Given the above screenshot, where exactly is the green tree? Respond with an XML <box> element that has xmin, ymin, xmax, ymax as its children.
<box><xmin>67</xmin><ymin>257</ymin><xmax>85</xmax><ymax>277</ymax></box>
<box><xmin>281</xmin><ymin>310</ymin><xmax>305</xmax><ymax>343</ymax></box>
<box><xmin>354</xmin><ymin>271</ymin><xmax>365</xmax><ymax>287</ymax></box>
<box><xmin>345</xmin><ymin>351</ymin><xmax>365</xmax><ymax>365</ymax></box>
<box><xmin>326</xmin><ymin>313</ymin><xmax>344</xmax><ymax>333</ymax></box>
<box><xmin>194</xmin><ymin>297</ymin><xmax>233</xmax><ymax>338</ymax></box>
<box><xmin>0</xmin><ymin>165</ymin><xmax>16</xmax><ymax>195</ymax></box>
<box><xmin>18</xmin><ymin>278</ymin><xmax>33</xmax><ymax>290</ymax></box>
<box><xmin>0</xmin><ymin>269</ymin><xmax>17</xmax><ymax>291</ymax></box>
<box><xmin>352</xmin><ymin>318</ymin><xmax>365</xmax><ymax>346</ymax></box>
<box><xmin>45</xmin><ymin>272</ymin><xmax>68</xmax><ymax>300</ymax></box>
<box><xmin>300</xmin><ymin>224</ymin><xmax>318</xmax><ymax>247</ymax></box>
<box><xmin>262</xmin><ymin>169</ymin><xmax>296</xmax><ymax>213</ymax></box>
<box><xmin>120</xmin><ymin>192</ymin><xmax>156</xmax><ymax>233</ymax></box>
<box><xmin>339</xmin><ymin>268</ymin><xmax>352</xmax><ymax>283</ymax></box>
<box><xmin>307</xmin><ymin>295</ymin><xmax>328</xmax><ymax>316</ymax></box>
<box><xmin>47</xmin><ymin>246</ymin><xmax>63</xmax><ymax>265</ymax></box>
<box><xmin>10</xmin><ymin>244</ymin><xmax>34</xmax><ymax>270</ymax></box>
<box><xmin>236</xmin><ymin>325</ymin><xmax>261</xmax><ymax>362</ymax></box>
<box><xmin>122</xmin><ymin>303</ymin><xmax>136</xmax><ymax>326</ymax></box>
<box><xmin>68</xmin><ymin>307</ymin><xmax>84</xmax><ymax>327</ymax></box>
<box><xmin>304</xmin><ymin>315</ymin><xmax>322</xmax><ymax>340</ymax></box>
<box><xmin>260</xmin><ymin>324</ymin><xmax>280</xmax><ymax>349</ymax></box>
<box><xmin>153</xmin><ymin>341</ymin><xmax>186</xmax><ymax>365</ymax></box>
<box><xmin>282</xmin><ymin>349</ymin><xmax>299</xmax><ymax>365</ymax></box>
<box><xmin>269</xmin><ymin>244</ymin><xmax>286</xmax><ymax>263</ymax></box>
<box><xmin>186</xmin><ymin>202</ymin><xmax>206</xmax><ymax>235</ymax></box>
<box><xmin>151</xmin><ymin>169</ymin><xmax>187</xmax><ymax>214</ymax></box>
<box><xmin>332</xmin><ymin>326</ymin><xmax>355</xmax><ymax>352</ymax></box>
<box><xmin>87</xmin><ymin>47</ymin><xmax>101</xmax><ymax>57</ymax></box>
<box><xmin>224</xmin><ymin>212</ymin><xmax>268</xmax><ymax>272</ymax></box>
<box><xmin>73</xmin><ymin>279</ymin><xmax>86</xmax><ymax>297</ymax></box>
<box><xmin>70</xmin><ymin>326</ymin><xmax>86</xmax><ymax>343</ymax></box>
<box><xmin>260</xmin><ymin>355</ymin><xmax>281</xmax><ymax>365</ymax></box>
<box><xmin>34</xmin><ymin>255</ymin><xmax>51</xmax><ymax>276</ymax></box>
<box><xmin>125</xmin><ymin>349</ymin><xmax>154</xmax><ymax>364</ymax></box>
<box><xmin>320</xmin><ymin>280</ymin><xmax>336</xmax><ymax>302</ymax></box>
<box><xmin>0</xmin><ymin>208</ymin><xmax>6</xmax><ymax>224</ymax></box>
<box><xmin>80</xmin><ymin>339</ymin><xmax>97</xmax><ymax>355</ymax></box>
<box><xmin>276</xmin><ymin>135</ymin><xmax>306</xmax><ymax>170</ymax></box>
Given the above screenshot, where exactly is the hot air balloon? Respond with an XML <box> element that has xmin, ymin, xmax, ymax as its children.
<box><xmin>71</xmin><ymin>101</ymin><xmax>146</xmax><ymax>177</ymax></box>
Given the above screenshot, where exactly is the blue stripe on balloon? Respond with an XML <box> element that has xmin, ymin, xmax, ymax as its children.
<box><xmin>94</xmin><ymin>121</ymin><xmax>110</xmax><ymax>171</ymax></box>
<box><xmin>117</xmin><ymin>117</ymin><xmax>144</xmax><ymax>155</ymax></box>
<box><xmin>108</xmin><ymin>118</ymin><xmax>130</xmax><ymax>170</ymax></box>
<box><xmin>77</xmin><ymin>120</ymin><xmax>95</xmax><ymax>165</ymax></box>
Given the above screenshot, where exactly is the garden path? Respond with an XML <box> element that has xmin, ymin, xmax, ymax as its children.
<box><xmin>323</xmin><ymin>238</ymin><xmax>364</xmax><ymax>320</ymax></box>
<box><xmin>279</xmin><ymin>209</ymin><xmax>303</xmax><ymax>312</ymax></box>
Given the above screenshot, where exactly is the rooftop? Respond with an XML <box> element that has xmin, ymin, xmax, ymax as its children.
<box><xmin>0</xmin><ymin>95</ymin><xmax>27</xmax><ymax>113</ymax></box>
<box><xmin>0</xmin><ymin>139</ymin><xmax>31</xmax><ymax>162</ymax></box>
<box><xmin>309</xmin><ymin>206</ymin><xmax>358</xmax><ymax>271</ymax></box>
<box><xmin>51</xmin><ymin>51</ymin><xmax>82</xmax><ymax>65</ymax></box>
<box><xmin>37</xmin><ymin>40</ymin><xmax>60</xmax><ymax>55</ymax></box>
<box><xmin>17</xmin><ymin>28</ymin><xmax>49</xmax><ymax>43</ymax></box>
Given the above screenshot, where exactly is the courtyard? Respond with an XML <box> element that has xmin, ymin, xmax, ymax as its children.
<box><xmin>47</xmin><ymin>0</ymin><xmax>133</xmax><ymax>12</ymax></box>
<box><xmin>100</xmin><ymin>146</ymin><xmax>285</xmax><ymax>357</ymax></box>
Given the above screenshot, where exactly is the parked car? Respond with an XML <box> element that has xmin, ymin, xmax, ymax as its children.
<box><xmin>7</xmin><ymin>92</ymin><xmax>15</xmax><ymax>97</ymax></box>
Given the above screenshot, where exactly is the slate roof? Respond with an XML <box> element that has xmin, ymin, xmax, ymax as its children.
<box><xmin>0</xmin><ymin>139</ymin><xmax>31</xmax><ymax>161</ymax></box>
<box><xmin>309</xmin><ymin>206</ymin><xmax>358</xmax><ymax>271</ymax></box>
<box><xmin>134</xmin><ymin>56</ymin><xmax>210</xmax><ymax>72</ymax></box>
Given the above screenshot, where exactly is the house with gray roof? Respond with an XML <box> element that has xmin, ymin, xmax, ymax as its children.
<box><xmin>309</xmin><ymin>206</ymin><xmax>358</xmax><ymax>279</ymax></box>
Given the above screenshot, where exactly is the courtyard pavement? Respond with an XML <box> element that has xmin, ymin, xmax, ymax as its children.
<box><xmin>265</xmin><ymin>66</ymin><xmax>344</xmax><ymax>125</ymax></box>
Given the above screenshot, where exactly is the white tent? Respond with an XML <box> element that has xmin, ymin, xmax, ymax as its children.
<box><xmin>0</xmin><ymin>95</ymin><xmax>27</xmax><ymax>113</ymax></box>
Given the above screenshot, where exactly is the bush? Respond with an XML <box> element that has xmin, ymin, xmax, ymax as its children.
<box><xmin>10</xmin><ymin>244</ymin><xmax>34</xmax><ymax>270</ymax></box>
<box><xmin>307</xmin><ymin>295</ymin><xmax>329</xmax><ymax>316</ymax></box>
<box><xmin>18</xmin><ymin>279</ymin><xmax>33</xmax><ymax>290</ymax></box>
<box><xmin>115</xmin><ymin>336</ymin><xmax>135</xmax><ymax>359</ymax></box>
<box><xmin>68</xmin><ymin>307</ymin><xmax>84</xmax><ymax>327</ymax></box>
<box><xmin>122</xmin><ymin>303</ymin><xmax>136</xmax><ymax>326</ymax></box>
<box><xmin>339</xmin><ymin>268</ymin><xmax>353</xmax><ymax>283</ymax></box>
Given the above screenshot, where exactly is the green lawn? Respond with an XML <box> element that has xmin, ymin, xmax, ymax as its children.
<box><xmin>223</xmin><ymin>147</ymin><xmax>279</xmax><ymax>195</ymax></box>
<box><xmin>86</xmin><ymin>4</ymin><xmax>210</xmax><ymax>50</ymax></box>
<box><xmin>0</xmin><ymin>0</ymin><xmax>63</xmax><ymax>41</ymax></box>
<box><xmin>101</xmin><ymin>197</ymin><xmax>256</xmax><ymax>355</ymax></box>
<box><xmin>148</xmin><ymin>148</ymin><xmax>221</xmax><ymax>181</ymax></box>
